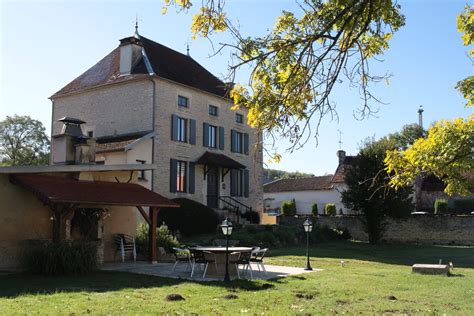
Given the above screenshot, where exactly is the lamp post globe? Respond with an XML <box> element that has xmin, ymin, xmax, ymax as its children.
<box><xmin>303</xmin><ymin>218</ymin><xmax>313</xmax><ymax>271</ymax></box>
<box><xmin>221</xmin><ymin>218</ymin><xmax>232</xmax><ymax>282</ymax></box>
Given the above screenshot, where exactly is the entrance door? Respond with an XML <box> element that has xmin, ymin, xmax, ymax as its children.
<box><xmin>207</xmin><ymin>166</ymin><xmax>219</xmax><ymax>208</ymax></box>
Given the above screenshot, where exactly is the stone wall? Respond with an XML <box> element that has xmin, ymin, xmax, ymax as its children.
<box><xmin>280</xmin><ymin>215</ymin><xmax>474</xmax><ymax>246</ymax></box>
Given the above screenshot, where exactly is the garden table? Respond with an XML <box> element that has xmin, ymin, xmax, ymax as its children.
<box><xmin>188</xmin><ymin>246</ymin><xmax>253</xmax><ymax>277</ymax></box>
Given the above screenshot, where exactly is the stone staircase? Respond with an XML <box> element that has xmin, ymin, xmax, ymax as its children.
<box><xmin>215</xmin><ymin>209</ymin><xmax>251</xmax><ymax>226</ymax></box>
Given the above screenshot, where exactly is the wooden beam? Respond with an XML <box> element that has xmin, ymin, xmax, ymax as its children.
<box><xmin>136</xmin><ymin>206</ymin><xmax>151</xmax><ymax>225</ymax></box>
<box><xmin>148</xmin><ymin>207</ymin><xmax>159</xmax><ymax>263</ymax></box>
<box><xmin>222</xmin><ymin>167</ymin><xmax>230</xmax><ymax>181</ymax></box>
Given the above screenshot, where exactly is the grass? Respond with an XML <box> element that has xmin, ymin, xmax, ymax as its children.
<box><xmin>0</xmin><ymin>241</ymin><xmax>473</xmax><ymax>314</ymax></box>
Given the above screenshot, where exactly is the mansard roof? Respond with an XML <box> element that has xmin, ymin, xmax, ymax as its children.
<box><xmin>51</xmin><ymin>35</ymin><xmax>229</xmax><ymax>99</ymax></box>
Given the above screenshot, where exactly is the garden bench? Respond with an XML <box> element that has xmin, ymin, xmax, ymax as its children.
<box><xmin>412</xmin><ymin>264</ymin><xmax>450</xmax><ymax>275</ymax></box>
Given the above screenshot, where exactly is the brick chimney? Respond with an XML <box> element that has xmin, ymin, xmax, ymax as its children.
<box><xmin>119</xmin><ymin>36</ymin><xmax>142</xmax><ymax>75</ymax></box>
<box><xmin>337</xmin><ymin>150</ymin><xmax>346</xmax><ymax>165</ymax></box>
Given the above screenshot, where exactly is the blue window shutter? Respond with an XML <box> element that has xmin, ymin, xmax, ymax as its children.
<box><xmin>171</xmin><ymin>115</ymin><xmax>179</xmax><ymax>141</ymax></box>
<box><xmin>170</xmin><ymin>159</ymin><xmax>177</xmax><ymax>192</ymax></box>
<box><xmin>188</xmin><ymin>162</ymin><xmax>195</xmax><ymax>194</ymax></box>
<box><xmin>189</xmin><ymin>119</ymin><xmax>196</xmax><ymax>145</ymax></box>
<box><xmin>230</xmin><ymin>169</ymin><xmax>237</xmax><ymax>196</ymax></box>
<box><xmin>230</xmin><ymin>129</ymin><xmax>235</xmax><ymax>152</ymax></box>
<box><xmin>243</xmin><ymin>133</ymin><xmax>249</xmax><ymax>155</ymax></box>
<box><xmin>219</xmin><ymin>127</ymin><xmax>225</xmax><ymax>150</ymax></box>
<box><xmin>244</xmin><ymin>169</ymin><xmax>249</xmax><ymax>197</ymax></box>
<box><xmin>203</xmin><ymin>123</ymin><xmax>209</xmax><ymax>147</ymax></box>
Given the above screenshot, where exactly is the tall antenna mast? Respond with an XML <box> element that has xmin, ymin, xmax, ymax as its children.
<box><xmin>418</xmin><ymin>105</ymin><xmax>424</xmax><ymax>129</ymax></box>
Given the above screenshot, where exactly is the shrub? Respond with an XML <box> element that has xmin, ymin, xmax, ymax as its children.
<box><xmin>282</xmin><ymin>199</ymin><xmax>297</xmax><ymax>216</ymax></box>
<box><xmin>192</xmin><ymin>223</ymin><xmax>350</xmax><ymax>248</ymax></box>
<box><xmin>158</xmin><ymin>198</ymin><xmax>219</xmax><ymax>236</ymax></box>
<box><xmin>434</xmin><ymin>199</ymin><xmax>448</xmax><ymax>214</ymax></box>
<box><xmin>136</xmin><ymin>223</ymin><xmax>180</xmax><ymax>255</ymax></box>
<box><xmin>311</xmin><ymin>203</ymin><xmax>319</xmax><ymax>216</ymax></box>
<box><xmin>324</xmin><ymin>203</ymin><xmax>336</xmax><ymax>216</ymax></box>
<box><xmin>308</xmin><ymin>224</ymin><xmax>351</xmax><ymax>243</ymax></box>
<box><xmin>21</xmin><ymin>240</ymin><xmax>97</xmax><ymax>275</ymax></box>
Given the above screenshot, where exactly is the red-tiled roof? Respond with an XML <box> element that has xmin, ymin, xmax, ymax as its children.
<box><xmin>332</xmin><ymin>156</ymin><xmax>357</xmax><ymax>183</ymax></box>
<box><xmin>10</xmin><ymin>174</ymin><xmax>179</xmax><ymax>207</ymax></box>
<box><xmin>263</xmin><ymin>175</ymin><xmax>334</xmax><ymax>193</ymax></box>
<box><xmin>51</xmin><ymin>35</ymin><xmax>229</xmax><ymax>98</ymax></box>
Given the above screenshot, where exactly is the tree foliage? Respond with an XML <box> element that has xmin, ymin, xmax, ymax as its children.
<box><xmin>163</xmin><ymin>0</ymin><xmax>405</xmax><ymax>153</ymax></box>
<box><xmin>385</xmin><ymin>6</ymin><xmax>474</xmax><ymax>197</ymax></box>
<box><xmin>456</xmin><ymin>5</ymin><xmax>474</xmax><ymax>108</ymax></box>
<box><xmin>385</xmin><ymin>117</ymin><xmax>474</xmax><ymax>196</ymax></box>
<box><xmin>0</xmin><ymin>115</ymin><xmax>50</xmax><ymax>166</ymax></box>
<box><xmin>264</xmin><ymin>168</ymin><xmax>315</xmax><ymax>183</ymax></box>
<box><xmin>341</xmin><ymin>134</ymin><xmax>414</xmax><ymax>244</ymax></box>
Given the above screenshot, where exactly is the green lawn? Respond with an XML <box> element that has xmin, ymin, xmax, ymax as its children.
<box><xmin>1</xmin><ymin>242</ymin><xmax>473</xmax><ymax>314</ymax></box>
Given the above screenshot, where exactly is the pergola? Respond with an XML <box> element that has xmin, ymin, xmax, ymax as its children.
<box><xmin>9</xmin><ymin>173</ymin><xmax>179</xmax><ymax>262</ymax></box>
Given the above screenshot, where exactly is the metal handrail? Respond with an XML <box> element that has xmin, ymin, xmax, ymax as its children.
<box><xmin>218</xmin><ymin>196</ymin><xmax>252</xmax><ymax>213</ymax></box>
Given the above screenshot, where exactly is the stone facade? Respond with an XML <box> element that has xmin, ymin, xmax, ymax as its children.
<box><xmin>152</xmin><ymin>77</ymin><xmax>263</xmax><ymax>213</ymax></box>
<box><xmin>52</xmin><ymin>76</ymin><xmax>263</xmax><ymax>214</ymax></box>
<box><xmin>280</xmin><ymin>215</ymin><xmax>474</xmax><ymax>246</ymax></box>
<box><xmin>52</xmin><ymin>79</ymin><xmax>154</xmax><ymax>137</ymax></box>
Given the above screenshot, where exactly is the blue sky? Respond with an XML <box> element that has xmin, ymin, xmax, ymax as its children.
<box><xmin>1</xmin><ymin>0</ymin><xmax>472</xmax><ymax>175</ymax></box>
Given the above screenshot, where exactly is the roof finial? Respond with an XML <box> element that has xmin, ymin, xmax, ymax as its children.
<box><xmin>134</xmin><ymin>14</ymin><xmax>139</xmax><ymax>36</ymax></box>
<box><xmin>337</xmin><ymin>129</ymin><xmax>343</xmax><ymax>150</ymax></box>
<box><xmin>186</xmin><ymin>42</ymin><xmax>190</xmax><ymax>56</ymax></box>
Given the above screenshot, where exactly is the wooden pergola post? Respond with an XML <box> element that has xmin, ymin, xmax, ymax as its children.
<box><xmin>51</xmin><ymin>204</ymin><xmax>77</xmax><ymax>243</ymax></box>
<box><xmin>148</xmin><ymin>207</ymin><xmax>159</xmax><ymax>263</ymax></box>
<box><xmin>52</xmin><ymin>205</ymin><xmax>62</xmax><ymax>243</ymax></box>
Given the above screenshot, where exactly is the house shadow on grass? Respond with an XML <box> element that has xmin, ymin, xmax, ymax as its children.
<box><xmin>0</xmin><ymin>271</ymin><xmax>279</xmax><ymax>299</ymax></box>
<box><xmin>267</xmin><ymin>241</ymin><xmax>474</xmax><ymax>268</ymax></box>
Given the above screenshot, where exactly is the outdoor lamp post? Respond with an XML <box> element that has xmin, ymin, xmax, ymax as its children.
<box><xmin>221</xmin><ymin>218</ymin><xmax>233</xmax><ymax>282</ymax></box>
<box><xmin>303</xmin><ymin>218</ymin><xmax>313</xmax><ymax>271</ymax></box>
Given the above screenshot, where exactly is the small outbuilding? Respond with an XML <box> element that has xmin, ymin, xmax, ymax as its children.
<box><xmin>0</xmin><ymin>164</ymin><xmax>178</xmax><ymax>271</ymax></box>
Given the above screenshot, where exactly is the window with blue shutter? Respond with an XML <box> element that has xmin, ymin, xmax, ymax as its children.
<box><xmin>243</xmin><ymin>133</ymin><xmax>249</xmax><ymax>155</ymax></box>
<box><xmin>203</xmin><ymin>123</ymin><xmax>217</xmax><ymax>148</ymax></box>
<box><xmin>171</xmin><ymin>115</ymin><xmax>179</xmax><ymax>141</ymax></box>
<box><xmin>203</xmin><ymin>123</ymin><xmax>209</xmax><ymax>147</ymax></box>
<box><xmin>189</xmin><ymin>119</ymin><xmax>196</xmax><ymax>145</ymax></box>
<box><xmin>172</xmin><ymin>115</ymin><xmax>188</xmax><ymax>142</ymax></box>
<box><xmin>170</xmin><ymin>159</ymin><xmax>178</xmax><ymax>192</ymax></box>
<box><xmin>219</xmin><ymin>127</ymin><xmax>225</xmax><ymax>150</ymax></box>
<box><xmin>231</xmin><ymin>130</ymin><xmax>244</xmax><ymax>153</ymax></box>
<box><xmin>244</xmin><ymin>169</ymin><xmax>249</xmax><ymax>197</ymax></box>
<box><xmin>230</xmin><ymin>169</ymin><xmax>245</xmax><ymax>197</ymax></box>
<box><xmin>188</xmin><ymin>162</ymin><xmax>195</xmax><ymax>194</ymax></box>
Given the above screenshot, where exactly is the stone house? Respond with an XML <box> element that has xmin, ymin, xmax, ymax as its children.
<box><xmin>263</xmin><ymin>150</ymin><xmax>356</xmax><ymax>215</ymax></box>
<box><xmin>49</xmin><ymin>33</ymin><xmax>266</xmax><ymax>223</ymax></box>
